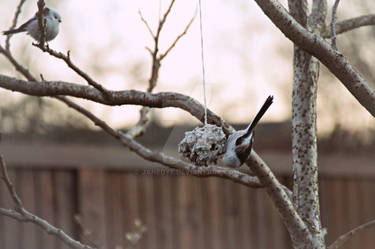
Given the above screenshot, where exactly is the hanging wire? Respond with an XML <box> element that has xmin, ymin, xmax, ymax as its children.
<box><xmin>198</xmin><ymin>0</ymin><xmax>208</xmax><ymax>126</ymax></box>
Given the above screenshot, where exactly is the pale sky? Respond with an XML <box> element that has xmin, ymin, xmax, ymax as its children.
<box><xmin>0</xmin><ymin>0</ymin><xmax>374</xmax><ymax>134</ymax></box>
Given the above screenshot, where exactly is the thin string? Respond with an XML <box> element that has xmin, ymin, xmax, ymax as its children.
<box><xmin>198</xmin><ymin>0</ymin><xmax>208</xmax><ymax>126</ymax></box>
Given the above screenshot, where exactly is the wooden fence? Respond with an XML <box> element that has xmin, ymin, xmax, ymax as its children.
<box><xmin>0</xmin><ymin>143</ymin><xmax>375</xmax><ymax>249</ymax></box>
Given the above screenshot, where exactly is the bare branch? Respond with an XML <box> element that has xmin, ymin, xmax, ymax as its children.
<box><xmin>254</xmin><ymin>0</ymin><xmax>375</xmax><ymax>117</ymax></box>
<box><xmin>138</xmin><ymin>10</ymin><xmax>155</xmax><ymax>38</ymax></box>
<box><xmin>322</xmin><ymin>14</ymin><xmax>375</xmax><ymax>38</ymax></box>
<box><xmin>160</xmin><ymin>11</ymin><xmax>196</xmax><ymax>60</ymax></box>
<box><xmin>0</xmin><ymin>74</ymin><xmax>236</xmax><ymax>133</ymax></box>
<box><xmin>157</xmin><ymin>0</ymin><xmax>176</xmax><ymax>37</ymax></box>
<box><xmin>328</xmin><ymin>219</ymin><xmax>375</xmax><ymax>249</ymax></box>
<box><xmin>56</xmin><ymin>96</ymin><xmax>263</xmax><ymax>188</ymax></box>
<box><xmin>5</xmin><ymin>0</ymin><xmax>27</xmax><ymax>51</ymax></box>
<box><xmin>247</xmin><ymin>151</ymin><xmax>311</xmax><ymax>243</ymax></box>
<box><xmin>0</xmin><ymin>154</ymin><xmax>96</xmax><ymax>249</ymax></box>
<box><xmin>34</xmin><ymin>46</ymin><xmax>110</xmax><ymax>97</ymax></box>
<box><xmin>0</xmin><ymin>74</ymin><xmax>235</xmax><ymax>133</ymax></box>
<box><xmin>125</xmin><ymin>107</ymin><xmax>152</xmax><ymax>138</ymax></box>
<box><xmin>0</xmin><ymin>155</ymin><xmax>23</xmax><ymax>210</ymax></box>
<box><xmin>0</xmin><ymin>46</ymin><xmax>35</xmax><ymax>81</ymax></box>
<box><xmin>330</xmin><ymin>0</ymin><xmax>340</xmax><ymax>50</ymax></box>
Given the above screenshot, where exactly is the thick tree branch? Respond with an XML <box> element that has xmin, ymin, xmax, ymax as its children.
<box><xmin>288</xmin><ymin>0</ymin><xmax>326</xmax><ymax>247</ymax></box>
<box><xmin>328</xmin><ymin>219</ymin><xmax>375</xmax><ymax>249</ymax></box>
<box><xmin>0</xmin><ymin>74</ymin><xmax>233</xmax><ymax>134</ymax></box>
<box><xmin>247</xmin><ymin>151</ymin><xmax>311</xmax><ymax>244</ymax></box>
<box><xmin>254</xmin><ymin>0</ymin><xmax>375</xmax><ymax>117</ymax></box>
<box><xmin>322</xmin><ymin>14</ymin><xmax>375</xmax><ymax>38</ymax></box>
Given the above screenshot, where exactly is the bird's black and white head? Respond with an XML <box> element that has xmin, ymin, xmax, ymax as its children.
<box><xmin>220</xmin><ymin>95</ymin><xmax>274</xmax><ymax>168</ymax></box>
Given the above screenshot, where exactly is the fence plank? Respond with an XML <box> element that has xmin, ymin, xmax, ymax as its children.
<box><xmin>78</xmin><ymin>169</ymin><xmax>107</xmax><ymax>249</ymax></box>
<box><xmin>35</xmin><ymin>170</ymin><xmax>58</xmax><ymax>249</ymax></box>
<box><xmin>205</xmin><ymin>177</ymin><xmax>224</xmax><ymax>249</ymax></box>
<box><xmin>121</xmin><ymin>172</ymin><xmax>141</xmax><ymax>249</ymax></box>
<box><xmin>153</xmin><ymin>175</ymin><xmax>175</xmax><ymax>249</ymax></box>
<box><xmin>105</xmin><ymin>171</ymin><xmax>125</xmax><ymax>249</ymax></box>
<box><xmin>19</xmin><ymin>169</ymin><xmax>38</xmax><ymax>249</ymax></box>
<box><xmin>1</xmin><ymin>169</ymin><xmax>20</xmax><ymax>249</ymax></box>
<box><xmin>54</xmin><ymin>170</ymin><xmax>77</xmax><ymax>249</ymax></box>
<box><xmin>137</xmin><ymin>174</ymin><xmax>158</xmax><ymax>249</ymax></box>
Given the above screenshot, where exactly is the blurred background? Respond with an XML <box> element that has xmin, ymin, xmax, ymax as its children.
<box><xmin>0</xmin><ymin>0</ymin><xmax>375</xmax><ymax>249</ymax></box>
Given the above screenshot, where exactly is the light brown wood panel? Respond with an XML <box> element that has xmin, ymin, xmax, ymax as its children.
<box><xmin>78</xmin><ymin>169</ymin><xmax>107</xmax><ymax>249</ymax></box>
<box><xmin>34</xmin><ymin>170</ymin><xmax>58</xmax><ymax>249</ymax></box>
<box><xmin>54</xmin><ymin>170</ymin><xmax>77</xmax><ymax>249</ymax></box>
<box><xmin>1</xmin><ymin>169</ymin><xmax>20</xmax><ymax>249</ymax></box>
<box><xmin>19</xmin><ymin>169</ymin><xmax>38</xmax><ymax>249</ymax></box>
<box><xmin>105</xmin><ymin>171</ymin><xmax>125</xmax><ymax>249</ymax></box>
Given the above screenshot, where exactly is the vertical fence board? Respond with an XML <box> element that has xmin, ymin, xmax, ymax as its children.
<box><xmin>78</xmin><ymin>169</ymin><xmax>107</xmax><ymax>249</ymax></box>
<box><xmin>205</xmin><ymin>177</ymin><xmax>224</xmax><ymax>249</ymax></box>
<box><xmin>359</xmin><ymin>180</ymin><xmax>375</xmax><ymax>248</ymax></box>
<box><xmin>1</xmin><ymin>169</ymin><xmax>20</xmax><ymax>249</ymax></box>
<box><xmin>176</xmin><ymin>175</ymin><xmax>194</xmax><ymax>249</ymax></box>
<box><xmin>35</xmin><ymin>170</ymin><xmax>58</xmax><ymax>249</ymax></box>
<box><xmin>19</xmin><ymin>169</ymin><xmax>38</xmax><ymax>249</ymax></box>
<box><xmin>105</xmin><ymin>171</ymin><xmax>125</xmax><ymax>249</ymax></box>
<box><xmin>137</xmin><ymin>174</ymin><xmax>158</xmax><ymax>249</ymax></box>
<box><xmin>153</xmin><ymin>175</ymin><xmax>174</xmax><ymax>249</ymax></box>
<box><xmin>238</xmin><ymin>183</ymin><xmax>252</xmax><ymax>248</ymax></box>
<box><xmin>54</xmin><ymin>170</ymin><xmax>77</xmax><ymax>249</ymax></box>
<box><xmin>223</xmin><ymin>178</ymin><xmax>239</xmax><ymax>249</ymax></box>
<box><xmin>194</xmin><ymin>176</ymin><xmax>206</xmax><ymax>249</ymax></box>
<box><xmin>121</xmin><ymin>172</ymin><xmax>140</xmax><ymax>248</ymax></box>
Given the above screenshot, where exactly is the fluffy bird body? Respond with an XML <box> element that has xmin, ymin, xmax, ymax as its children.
<box><xmin>221</xmin><ymin>96</ymin><xmax>274</xmax><ymax>168</ymax></box>
<box><xmin>3</xmin><ymin>8</ymin><xmax>61</xmax><ymax>42</ymax></box>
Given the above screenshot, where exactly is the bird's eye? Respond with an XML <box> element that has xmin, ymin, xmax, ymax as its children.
<box><xmin>54</xmin><ymin>14</ymin><xmax>57</xmax><ymax>19</ymax></box>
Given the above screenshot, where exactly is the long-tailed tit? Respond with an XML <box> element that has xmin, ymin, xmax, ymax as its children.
<box><xmin>3</xmin><ymin>8</ymin><xmax>61</xmax><ymax>42</ymax></box>
<box><xmin>221</xmin><ymin>95</ymin><xmax>273</xmax><ymax>168</ymax></box>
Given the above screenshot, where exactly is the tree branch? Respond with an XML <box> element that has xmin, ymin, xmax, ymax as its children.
<box><xmin>0</xmin><ymin>74</ymin><xmax>233</xmax><ymax>134</ymax></box>
<box><xmin>328</xmin><ymin>219</ymin><xmax>375</xmax><ymax>249</ymax></box>
<box><xmin>34</xmin><ymin>46</ymin><xmax>110</xmax><ymax>96</ymax></box>
<box><xmin>254</xmin><ymin>0</ymin><xmax>375</xmax><ymax>117</ymax></box>
<box><xmin>322</xmin><ymin>14</ymin><xmax>375</xmax><ymax>38</ymax></box>
<box><xmin>330</xmin><ymin>0</ymin><xmax>340</xmax><ymax>50</ymax></box>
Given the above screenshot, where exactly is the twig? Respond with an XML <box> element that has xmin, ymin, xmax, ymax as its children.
<box><xmin>34</xmin><ymin>46</ymin><xmax>110</xmax><ymax>97</ymax></box>
<box><xmin>128</xmin><ymin>4</ymin><xmax>196</xmax><ymax>138</ymax></box>
<box><xmin>138</xmin><ymin>10</ymin><xmax>155</xmax><ymax>38</ymax></box>
<box><xmin>331</xmin><ymin>0</ymin><xmax>341</xmax><ymax>50</ymax></box>
<box><xmin>5</xmin><ymin>0</ymin><xmax>27</xmax><ymax>51</ymax></box>
<box><xmin>0</xmin><ymin>154</ymin><xmax>97</xmax><ymax>249</ymax></box>
<box><xmin>0</xmin><ymin>46</ymin><xmax>35</xmax><ymax>81</ymax></box>
<box><xmin>322</xmin><ymin>14</ymin><xmax>375</xmax><ymax>38</ymax></box>
<box><xmin>160</xmin><ymin>10</ymin><xmax>196</xmax><ymax>60</ymax></box>
<box><xmin>0</xmin><ymin>156</ymin><xmax>23</xmax><ymax>210</ymax></box>
<box><xmin>328</xmin><ymin>219</ymin><xmax>375</xmax><ymax>249</ymax></box>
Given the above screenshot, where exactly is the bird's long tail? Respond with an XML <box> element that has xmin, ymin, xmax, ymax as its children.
<box><xmin>245</xmin><ymin>95</ymin><xmax>274</xmax><ymax>136</ymax></box>
<box><xmin>3</xmin><ymin>27</ymin><xmax>26</xmax><ymax>35</ymax></box>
